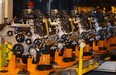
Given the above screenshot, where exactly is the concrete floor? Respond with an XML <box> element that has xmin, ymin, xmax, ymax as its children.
<box><xmin>84</xmin><ymin>71</ymin><xmax>116</xmax><ymax>75</ymax></box>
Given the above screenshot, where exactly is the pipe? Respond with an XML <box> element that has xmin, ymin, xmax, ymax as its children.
<box><xmin>0</xmin><ymin>0</ymin><xmax>3</xmax><ymax>23</ymax></box>
<box><xmin>5</xmin><ymin>0</ymin><xmax>8</xmax><ymax>18</ymax></box>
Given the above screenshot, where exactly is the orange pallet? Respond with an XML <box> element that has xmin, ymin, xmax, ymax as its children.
<box><xmin>54</xmin><ymin>48</ymin><xmax>77</xmax><ymax>68</ymax></box>
<box><xmin>93</xmin><ymin>40</ymin><xmax>107</xmax><ymax>54</ymax></box>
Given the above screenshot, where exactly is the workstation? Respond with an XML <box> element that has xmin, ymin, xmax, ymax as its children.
<box><xmin>0</xmin><ymin>0</ymin><xmax>116</xmax><ymax>75</ymax></box>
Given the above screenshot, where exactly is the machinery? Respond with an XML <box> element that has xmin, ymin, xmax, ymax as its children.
<box><xmin>0</xmin><ymin>8</ymin><xmax>116</xmax><ymax>75</ymax></box>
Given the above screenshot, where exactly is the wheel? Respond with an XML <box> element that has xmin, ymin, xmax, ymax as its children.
<box><xmin>13</xmin><ymin>44</ymin><xmax>24</xmax><ymax>57</ymax></box>
<box><xmin>26</xmin><ymin>31</ymin><xmax>32</xmax><ymax>37</ymax></box>
<box><xmin>25</xmin><ymin>38</ymin><xmax>32</xmax><ymax>45</ymax></box>
<box><xmin>15</xmin><ymin>34</ymin><xmax>25</xmax><ymax>43</ymax></box>
<box><xmin>7</xmin><ymin>30</ymin><xmax>13</xmax><ymax>37</ymax></box>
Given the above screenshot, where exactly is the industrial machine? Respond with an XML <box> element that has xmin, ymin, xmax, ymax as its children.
<box><xmin>0</xmin><ymin>8</ymin><xmax>116</xmax><ymax>75</ymax></box>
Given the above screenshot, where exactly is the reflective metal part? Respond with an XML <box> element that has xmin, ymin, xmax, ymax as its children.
<box><xmin>25</xmin><ymin>38</ymin><xmax>32</xmax><ymax>45</ymax></box>
<box><xmin>13</xmin><ymin>44</ymin><xmax>24</xmax><ymax>57</ymax></box>
<box><xmin>33</xmin><ymin>38</ymin><xmax>41</xmax><ymax>45</ymax></box>
<box><xmin>28</xmin><ymin>46</ymin><xmax>38</xmax><ymax>63</ymax></box>
<box><xmin>15</xmin><ymin>34</ymin><xmax>25</xmax><ymax>43</ymax></box>
<box><xmin>26</xmin><ymin>31</ymin><xmax>32</xmax><ymax>37</ymax></box>
<box><xmin>57</xmin><ymin>43</ymin><xmax>63</xmax><ymax>50</ymax></box>
<box><xmin>7</xmin><ymin>31</ymin><xmax>13</xmax><ymax>37</ymax></box>
<box><xmin>34</xmin><ymin>20</ymin><xmax>48</xmax><ymax>37</ymax></box>
<box><xmin>29</xmin><ymin>47</ymin><xmax>37</xmax><ymax>56</ymax></box>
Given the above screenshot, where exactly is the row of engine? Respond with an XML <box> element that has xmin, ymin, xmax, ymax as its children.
<box><xmin>0</xmin><ymin>9</ymin><xmax>116</xmax><ymax>75</ymax></box>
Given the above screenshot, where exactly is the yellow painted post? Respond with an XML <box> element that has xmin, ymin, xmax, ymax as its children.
<box><xmin>78</xmin><ymin>47</ymin><xmax>83</xmax><ymax>75</ymax></box>
<box><xmin>0</xmin><ymin>42</ymin><xmax>12</xmax><ymax>68</ymax></box>
<box><xmin>78</xmin><ymin>42</ymin><xmax>86</xmax><ymax>75</ymax></box>
<box><xmin>6</xmin><ymin>43</ymin><xmax>12</xmax><ymax>60</ymax></box>
<box><xmin>0</xmin><ymin>45</ymin><xmax>6</xmax><ymax>68</ymax></box>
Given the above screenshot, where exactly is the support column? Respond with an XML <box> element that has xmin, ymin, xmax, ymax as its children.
<box><xmin>0</xmin><ymin>0</ymin><xmax>3</xmax><ymax>24</ymax></box>
<box><xmin>8</xmin><ymin>0</ymin><xmax>13</xmax><ymax>21</ymax></box>
<box><xmin>4</xmin><ymin>0</ymin><xmax>13</xmax><ymax>22</ymax></box>
<box><xmin>78</xmin><ymin>42</ymin><xmax>86</xmax><ymax>75</ymax></box>
<box><xmin>4</xmin><ymin>0</ymin><xmax>8</xmax><ymax>18</ymax></box>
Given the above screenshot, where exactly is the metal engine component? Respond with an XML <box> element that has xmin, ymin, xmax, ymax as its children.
<box><xmin>15</xmin><ymin>34</ymin><xmax>25</xmax><ymax>43</ymax></box>
<box><xmin>1</xmin><ymin>8</ymin><xmax>116</xmax><ymax>75</ymax></box>
<box><xmin>13</xmin><ymin>44</ymin><xmax>24</xmax><ymax>57</ymax></box>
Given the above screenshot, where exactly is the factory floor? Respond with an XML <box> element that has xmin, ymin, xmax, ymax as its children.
<box><xmin>84</xmin><ymin>71</ymin><xmax>116</xmax><ymax>75</ymax></box>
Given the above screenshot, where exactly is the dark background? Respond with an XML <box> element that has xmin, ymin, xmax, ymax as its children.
<box><xmin>13</xmin><ymin>0</ymin><xmax>116</xmax><ymax>17</ymax></box>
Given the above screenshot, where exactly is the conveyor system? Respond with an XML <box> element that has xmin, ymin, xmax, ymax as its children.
<box><xmin>0</xmin><ymin>9</ymin><xmax>116</xmax><ymax>75</ymax></box>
